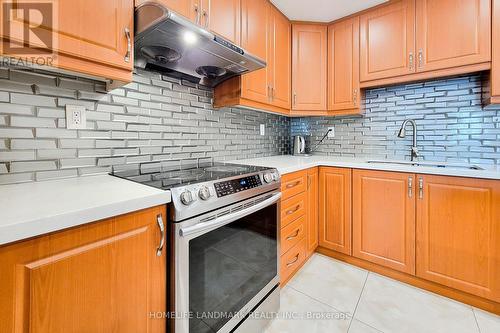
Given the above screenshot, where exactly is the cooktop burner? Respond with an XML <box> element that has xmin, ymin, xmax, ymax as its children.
<box><xmin>110</xmin><ymin>161</ymin><xmax>272</xmax><ymax>190</ymax></box>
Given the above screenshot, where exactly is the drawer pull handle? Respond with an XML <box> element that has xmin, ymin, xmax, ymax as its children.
<box><xmin>408</xmin><ymin>176</ymin><xmax>413</xmax><ymax>198</ymax></box>
<box><xmin>156</xmin><ymin>214</ymin><xmax>165</xmax><ymax>257</ymax></box>
<box><xmin>286</xmin><ymin>180</ymin><xmax>301</xmax><ymax>189</ymax></box>
<box><xmin>419</xmin><ymin>177</ymin><xmax>424</xmax><ymax>199</ymax></box>
<box><xmin>287</xmin><ymin>254</ymin><xmax>300</xmax><ymax>267</ymax></box>
<box><xmin>286</xmin><ymin>229</ymin><xmax>300</xmax><ymax>241</ymax></box>
<box><xmin>286</xmin><ymin>205</ymin><xmax>300</xmax><ymax>215</ymax></box>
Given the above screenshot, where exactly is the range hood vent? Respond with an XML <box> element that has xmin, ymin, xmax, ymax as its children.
<box><xmin>134</xmin><ymin>2</ymin><xmax>266</xmax><ymax>87</ymax></box>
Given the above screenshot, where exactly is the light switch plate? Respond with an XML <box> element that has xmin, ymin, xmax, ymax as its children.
<box><xmin>260</xmin><ymin>124</ymin><xmax>265</xmax><ymax>136</ymax></box>
<box><xmin>328</xmin><ymin>127</ymin><xmax>335</xmax><ymax>138</ymax></box>
<box><xmin>65</xmin><ymin>105</ymin><xmax>86</xmax><ymax>129</ymax></box>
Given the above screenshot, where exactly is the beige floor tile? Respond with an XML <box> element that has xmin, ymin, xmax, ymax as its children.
<box><xmin>473</xmin><ymin>308</ymin><xmax>500</xmax><ymax>333</ymax></box>
<box><xmin>348</xmin><ymin>319</ymin><xmax>383</xmax><ymax>333</ymax></box>
<box><xmin>264</xmin><ymin>286</ymin><xmax>351</xmax><ymax>333</ymax></box>
<box><xmin>288</xmin><ymin>253</ymin><xmax>368</xmax><ymax>313</ymax></box>
<box><xmin>354</xmin><ymin>273</ymin><xmax>479</xmax><ymax>333</ymax></box>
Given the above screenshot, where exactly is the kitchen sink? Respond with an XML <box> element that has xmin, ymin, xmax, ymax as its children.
<box><xmin>366</xmin><ymin>160</ymin><xmax>484</xmax><ymax>170</ymax></box>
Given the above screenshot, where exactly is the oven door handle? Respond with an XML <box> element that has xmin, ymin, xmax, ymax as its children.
<box><xmin>179</xmin><ymin>192</ymin><xmax>282</xmax><ymax>237</ymax></box>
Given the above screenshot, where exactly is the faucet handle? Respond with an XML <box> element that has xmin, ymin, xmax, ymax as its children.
<box><xmin>411</xmin><ymin>146</ymin><xmax>420</xmax><ymax>157</ymax></box>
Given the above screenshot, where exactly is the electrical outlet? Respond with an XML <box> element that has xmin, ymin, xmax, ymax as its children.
<box><xmin>328</xmin><ymin>127</ymin><xmax>335</xmax><ymax>138</ymax></box>
<box><xmin>260</xmin><ymin>124</ymin><xmax>265</xmax><ymax>136</ymax></box>
<box><xmin>65</xmin><ymin>105</ymin><xmax>86</xmax><ymax>129</ymax></box>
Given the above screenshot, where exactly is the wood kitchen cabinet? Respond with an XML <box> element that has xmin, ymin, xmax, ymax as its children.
<box><xmin>352</xmin><ymin>169</ymin><xmax>416</xmax><ymax>274</ymax></box>
<box><xmin>319</xmin><ymin>167</ymin><xmax>352</xmax><ymax>255</ymax></box>
<box><xmin>360</xmin><ymin>0</ymin><xmax>416</xmax><ymax>82</ymax></box>
<box><xmin>204</xmin><ymin>0</ymin><xmax>241</xmax><ymax>44</ymax></box>
<box><xmin>490</xmin><ymin>0</ymin><xmax>500</xmax><ymax>104</ymax></box>
<box><xmin>415</xmin><ymin>0</ymin><xmax>491</xmax><ymax>73</ymax></box>
<box><xmin>214</xmin><ymin>1</ymin><xmax>291</xmax><ymax>114</ymax></box>
<box><xmin>305</xmin><ymin>167</ymin><xmax>319</xmax><ymax>256</ymax></box>
<box><xmin>328</xmin><ymin>17</ymin><xmax>360</xmax><ymax>114</ymax></box>
<box><xmin>0</xmin><ymin>206</ymin><xmax>166</xmax><ymax>333</ymax></box>
<box><xmin>2</xmin><ymin>0</ymin><xmax>134</xmax><ymax>84</ymax></box>
<box><xmin>416</xmin><ymin>175</ymin><xmax>500</xmax><ymax>302</ymax></box>
<box><xmin>292</xmin><ymin>24</ymin><xmax>327</xmax><ymax>111</ymax></box>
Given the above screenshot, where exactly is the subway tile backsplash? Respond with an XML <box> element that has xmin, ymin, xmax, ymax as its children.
<box><xmin>1</xmin><ymin>67</ymin><xmax>500</xmax><ymax>185</ymax></box>
<box><xmin>0</xmin><ymin>67</ymin><xmax>290</xmax><ymax>184</ymax></box>
<box><xmin>292</xmin><ymin>74</ymin><xmax>500</xmax><ymax>165</ymax></box>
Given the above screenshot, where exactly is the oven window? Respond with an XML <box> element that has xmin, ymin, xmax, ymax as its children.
<box><xmin>189</xmin><ymin>203</ymin><xmax>278</xmax><ymax>333</ymax></box>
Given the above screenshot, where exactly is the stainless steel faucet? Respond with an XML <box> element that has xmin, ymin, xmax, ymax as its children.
<box><xmin>397</xmin><ymin>119</ymin><xmax>419</xmax><ymax>161</ymax></box>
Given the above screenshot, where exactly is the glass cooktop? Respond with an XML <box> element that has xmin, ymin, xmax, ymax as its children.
<box><xmin>110</xmin><ymin>161</ymin><xmax>272</xmax><ymax>190</ymax></box>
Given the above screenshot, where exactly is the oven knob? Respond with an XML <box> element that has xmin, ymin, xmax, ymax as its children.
<box><xmin>180</xmin><ymin>190</ymin><xmax>194</xmax><ymax>205</ymax></box>
<box><xmin>263</xmin><ymin>173</ymin><xmax>273</xmax><ymax>183</ymax></box>
<box><xmin>198</xmin><ymin>186</ymin><xmax>211</xmax><ymax>200</ymax></box>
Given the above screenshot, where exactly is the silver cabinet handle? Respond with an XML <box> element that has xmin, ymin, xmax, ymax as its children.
<box><xmin>286</xmin><ymin>180</ymin><xmax>301</xmax><ymax>189</ymax></box>
<box><xmin>194</xmin><ymin>4</ymin><xmax>200</xmax><ymax>25</ymax></box>
<box><xmin>124</xmin><ymin>28</ymin><xmax>131</xmax><ymax>63</ymax></box>
<box><xmin>286</xmin><ymin>204</ymin><xmax>300</xmax><ymax>215</ymax></box>
<box><xmin>286</xmin><ymin>229</ymin><xmax>300</xmax><ymax>241</ymax></box>
<box><xmin>408</xmin><ymin>176</ymin><xmax>413</xmax><ymax>198</ymax></box>
<box><xmin>293</xmin><ymin>92</ymin><xmax>297</xmax><ymax>106</ymax></box>
<box><xmin>156</xmin><ymin>214</ymin><xmax>165</xmax><ymax>257</ymax></box>
<box><xmin>418</xmin><ymin>49</ymin><xmax>423</xmax><ymax>68</ymax></box>
<box><xmin>409</xmin><ymin>52</ymin><xmax>414</xmax><ymax>71</ymax></box>
<box><xmin>286</xmin><ymin>254</ymin><xmax>300</xmax><ymax>267</ymax></box>
<box><xmin>202</xmin><ymin>10</ymin><xmax>208</xmax><ymax>28</ymax></box>
<box><xmin>418</xmin><ymin>177</ymin><xmax>424</xmax><ymax>199</ymax></box>
<box><xmin>272</xmin><ymin>87</ymin><xmax>275</xmax><ymax>100</ymax></box>
<box><xmin>353</xmin><ymin>89</ymin><xmax>358</xmax><ymax>106</ymax></box>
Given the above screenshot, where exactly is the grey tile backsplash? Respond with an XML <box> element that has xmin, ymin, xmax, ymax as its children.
<box><xmin>292</xmin><ymin>74</ymin><xmax>500</xmax><ymax>165</ymax></box>
<box><xmin>0</xmin><ymin>67</ymin><xmax>499</xmax><ymax>185</ymax></box>
<box><xmin>0</xmin><ymin>67</ymin><xmax>290</xmax><ymax>184</ymax></box>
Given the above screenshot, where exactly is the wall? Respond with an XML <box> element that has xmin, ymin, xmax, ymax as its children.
<box><xmin>0</xmin><ymin>67</ymin><xmax>290</xmax><ymax>185</ymax></box>
<box><xmin>292</xmin><ymin>74</ymin><xmax>500</xmax><ymax>165</ymax></box>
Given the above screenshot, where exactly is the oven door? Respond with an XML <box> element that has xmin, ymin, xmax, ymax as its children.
<box><xmin>174</xmin><ymin>191</ymin><xmax>281</xmax><ymax>333</ymax></box>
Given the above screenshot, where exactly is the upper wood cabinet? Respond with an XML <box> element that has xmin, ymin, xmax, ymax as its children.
<box><xmin>319</xmin><ymin>167</ymin><xmax>352</xmax><ymax>255</ymax></box>
<box><xmin>292</xmin><ymin>24</ymin><xmax>327</xmax><ymax>111</ymax></box>
<box><xmin>415</xmin><ymin>0</ymin><xmax>491</xmax><ymax>73</ymax></box>
<box><xmin>328</xmin><ymin>17</ymin><xmax>360</xmax><ymax>113</ymax></box>
<box><xmin>352</xmin><ymin>169</ymin><xmax>416</xmax><ymax>274</ymax></box>
<box><xmin>492</xmin><ymin>0</ymin><xmax>500</xmax><ymax>103</ymax></box>
<box><xmin>306</xmin><ymin>167</ymin><xmax>319</xmax><ymax>256</ymax></box>
<box><xmin>360</xmin><ymin>0</ymin><xmax>416</xmax><ymax>82</ymax></box>
<box><xmin>2</xmin><ymin>0</ymin><xmax>134</xmax><ymax>83</ymax></box>
<box><xmin>269</xmin><ymin>5</ymin><xmax>291</xmax><ymax>109</ymax></box>
<box><xmin>416</xmin><ymin>175</ymin><xmax>500</xmax><ymax>302</ymax></box>
<box><xmin>0</xmin><ymin>206</ymin><xmax>166</xmax><ymax>332</ymax></box>
<box><xmin>204</xmin><ymin>0</ymin><xmax>241</xmax><ymax>44</ymax></box>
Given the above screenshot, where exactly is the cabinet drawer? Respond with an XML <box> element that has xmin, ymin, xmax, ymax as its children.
<box><xmin>281</xmin><ymin>215</ymin><xmax>306</xmax><ymax>255</ymax></box>
<box><xmin>280</xmin><ymin>237</ymin><xmax>307</xmax><ymax>285</ymax></box>
<box><xmin>281</xmin><ymin>192</ymin><xmax>306</xmax><ymax>228</ymax></box>
<box><xmin>281</xmin><ymin>170</ymin><xmax>307</xmax><ymax>200</ymax></box>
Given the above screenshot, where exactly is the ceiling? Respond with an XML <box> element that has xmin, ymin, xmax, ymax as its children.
<box><xmin>270</xmin><ymin>0</ymin><xmax>389</xmax><ymax>23</ymax></box>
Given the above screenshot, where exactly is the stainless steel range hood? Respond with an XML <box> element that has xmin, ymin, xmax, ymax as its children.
<box><xmin>134</xmin><ymin>2</ymin><xmax>266</xmax><ymax>87</ymax></box>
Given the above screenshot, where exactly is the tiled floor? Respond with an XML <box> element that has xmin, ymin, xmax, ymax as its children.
<box><xmin>264</xmin><ymin>253</ymin><xmax>500</xmax><ymax>333</ymax></box>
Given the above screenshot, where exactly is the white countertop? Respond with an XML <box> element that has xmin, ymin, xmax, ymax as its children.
<box><xmin>231</xmin><ymin>155</ymin><xmax>500</xmax><ymax>180</ymax></box>
<box><xmin>0</xmin><ymin>175</ymin><xmax>171</xmax><ymax>246</ymax></box>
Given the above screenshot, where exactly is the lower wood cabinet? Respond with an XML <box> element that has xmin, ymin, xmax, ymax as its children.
<box><xmin>0</xmin><ymin>206</ymin><xmax>166</xmax><ymax>333</ymax></box>
<box><xmin>319</xmin><ymin>167</ymin><xmax>352</xmax><ymax>255</ymax></box>
<box><xmin>352</xmin><ymin>169</ymin><xmax>416</xmax><ymax>275</ymax></box>
<box><xmin>416</xmin><ymin>175</ymin><xmax>500</xmax><ymax>302</ymax></box>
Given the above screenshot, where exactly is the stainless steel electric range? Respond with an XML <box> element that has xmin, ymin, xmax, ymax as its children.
<box><xmin>112</xmin><ymin>161</ymin><xmax>281</xmax><ymax>333</ymax></box>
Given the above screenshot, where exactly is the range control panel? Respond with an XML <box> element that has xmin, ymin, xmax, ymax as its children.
<box><xmin>214</xmin><ymin>175</ymin><xmax>262</xmax><ymax>197</ymax></box>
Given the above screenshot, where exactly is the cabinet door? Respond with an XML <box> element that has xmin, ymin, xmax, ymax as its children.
<box><xmin>0</xmin><ymin>207</ymin><xmax>166</xmax><ymax>332</ymax></box>
<box><xmin>360</xmin><ymin>0</ymin><xmax>416</xmax><ymax>82</ymax></box>
<box><xmin>204</xmin><ymin>0</ymin><xmax>240</xmax><ymax>44</ymax></box>
<box><xmin>292</xmin><ymin>24</ymin><xmax>327</xmax><ymax>111</ymax></box>
<box><xmin>416</xmin><ymin>175</ymin><xmax>500</xmax><ymax>302</ymax></box>
<box><xmin>353</xmin><ymin>170</ymin><xmax>416</xmax><ymax>274</ymax></box>
<box><xmin>328</xmin><ymin>17</ymin><xmax>360</xmax><ymax>112</ymax></box>
<box><xmin>136</xmin><ymin>0</ymin><xmax>197</xmax><ymax>21</ymax></box>
<box><xmin>319</xmin><ymin>167</ymin><xmax>352</xmax><ymax>255</ymax></box>
<box><xmin>415</xmin><ymin>0</ymin><xmax>490</xmax><ymax>73</ymax></box>
<box><xmin>492</xmin><ymin>0</ymin><xmax>500</xmax><ymax>101</ymax></box>
<box><xmin>240</xmin><ymin>0</ymin><xmax>270</xmax><ymax>104</ymax></box>
<box><xmin>306</xmin><ymin>168</ymin><xmax>319</xmax><ymax>255</ymax></box>
<box><xmin>269</xmin><ymin>6</ymin><xmax>291</xmax><ymax>109</ymax></box>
